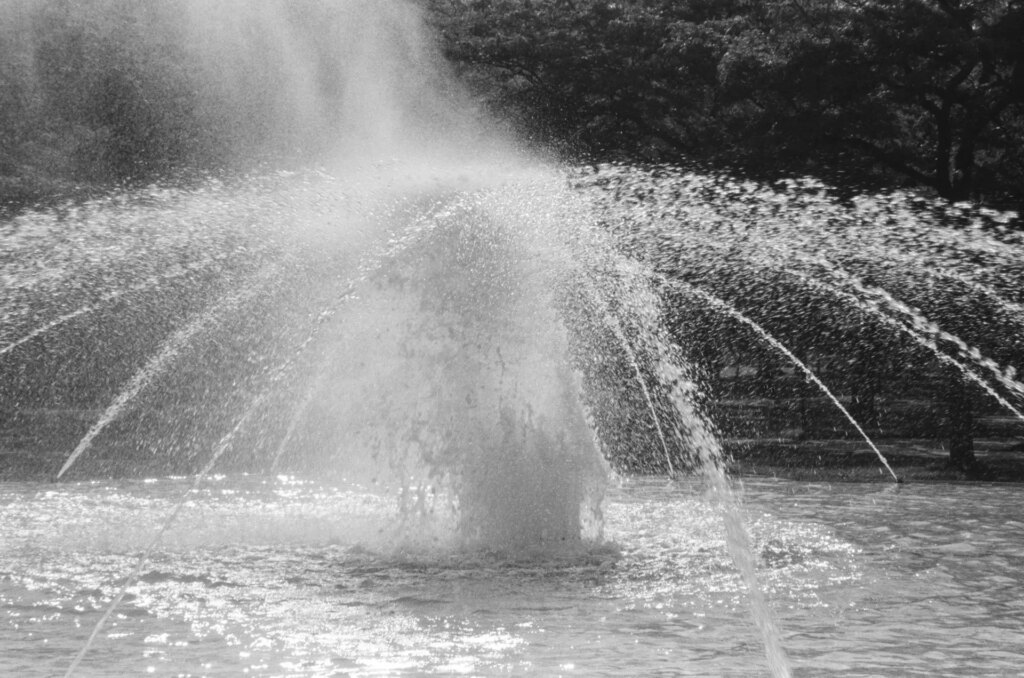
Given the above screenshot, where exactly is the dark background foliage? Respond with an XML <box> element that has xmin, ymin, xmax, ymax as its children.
<box><xmin>3</xmin><ymin>0</ymin><xmax>1023</xmax><ymax>211</ymax></box>
<box><xmin>425</xmin><ymin>0</ymin><xmax>1024</xmax><ymax>210</ymax></box>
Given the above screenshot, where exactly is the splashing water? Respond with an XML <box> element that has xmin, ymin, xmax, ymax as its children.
<box><xmin>3</xmin><ymin>161</ymin><xmax>809</xmax><ymax>675</ymax></box>
<box><xmin>667</xmin><ymin>278</ymin><xmax>899</xmax><ymax>483</ymax></box>
<box><xmin>4</xmin><ymin>156</ymin><xmax>1022</xmax><ymax>678</ymax></box>
<box><xmin>2</xmin><ymin>2</ymin><xmax>1023</xmax><ymax>677</ymax></box>
<box><xmin>8</xmin><ymin>150</ymin><xmax>1024</xmax><ymax>678</ymax></box>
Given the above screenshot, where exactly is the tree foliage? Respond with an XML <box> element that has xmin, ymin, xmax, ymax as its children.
<box><xmin>2</xmin><ymin>0</ymin><xmax>1022</xmax><ymax>211</ymax></box>
<box><xmin>426</xmin><ymin>0</ymin><xmax>1024</xmax><ymax>208</ymax></box>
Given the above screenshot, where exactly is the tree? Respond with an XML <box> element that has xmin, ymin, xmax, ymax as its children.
<box><xmin>426</xmin><ymin>0</ymin><xmax>1024</xmax><ymax>209</ymax></box>
<box><xmin>812</xmin><ymin>0</ymin><xmax>1024</xmax><ymax>205</ymax></box>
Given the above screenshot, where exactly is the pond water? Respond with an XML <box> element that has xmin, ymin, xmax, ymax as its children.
<box><xmin>2</xmin><ymin>475</ymin><xmax>1022</xmax><ymax>677</ymax></box>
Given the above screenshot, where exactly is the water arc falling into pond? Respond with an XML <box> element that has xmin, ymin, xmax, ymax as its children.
<box><xmin>666</xmin><ymin>278</ymin><xmax>900</xmax><ymax>482</ymax></box>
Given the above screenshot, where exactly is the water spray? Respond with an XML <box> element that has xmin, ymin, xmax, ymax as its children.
<box><xmin>664</xmin><ymin>277</ymin><xmax>901</xmax><ymax>484</ymax></box>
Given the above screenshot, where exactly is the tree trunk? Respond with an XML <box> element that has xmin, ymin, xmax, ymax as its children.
<box><xmin>945</xmin><ymin>374</ymin><xmax>975</xmax><ymax>470</ymax></box>
<box><xmin>934</xmin><ymin>100</ymin><xmax>956</xmax><ymax>200</ymax></box>
<box><xmin>849</xmin><ymin>347</ymin><xmax>881</xmax><ymax>434</ymax></box>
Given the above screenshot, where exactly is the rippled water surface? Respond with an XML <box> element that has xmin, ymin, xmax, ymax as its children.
<box><xmin>2</xmin><ymin>475</ymin><xmax>1023</xmax><ymax>677</ymax></box>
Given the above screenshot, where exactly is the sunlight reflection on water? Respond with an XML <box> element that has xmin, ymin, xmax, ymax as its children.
<box><xmin>2</xmin><ymin>475</ymin><xmax>1024</xmax><ymax>676</ymax></box>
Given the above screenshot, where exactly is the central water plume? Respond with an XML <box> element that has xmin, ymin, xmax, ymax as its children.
<box><xmin>169</xmin><ymin>0</ymin><xmax>511</xmax><ymax>167</ymax></box>
<box><xmin>288</xmin><ymin>180</ymin><xmax>610</xmax><ymax>550</ymax></box>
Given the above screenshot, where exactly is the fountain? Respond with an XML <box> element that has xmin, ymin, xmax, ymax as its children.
<box><xmin>3</xmin><ymin>1</ymin><xmax>1024</xmax><ymax>677</ymax></box>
